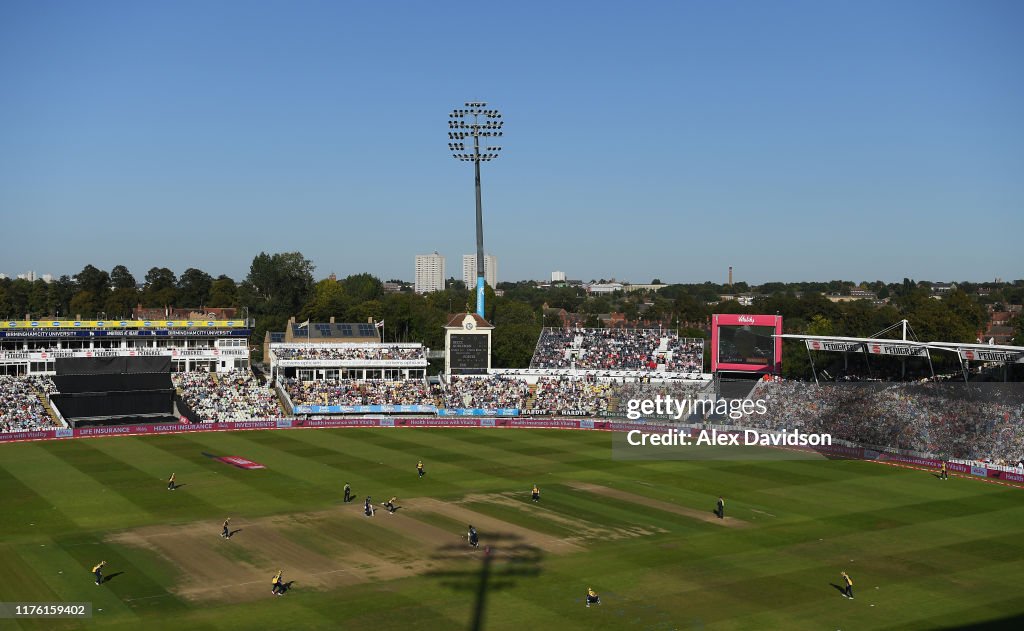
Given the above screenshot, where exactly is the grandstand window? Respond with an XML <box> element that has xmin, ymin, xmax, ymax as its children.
<box><xmin>366</xmin><ymin>369</ymin><xmax>383</xmax><ymax>380</ymax></box>
<box><xmin>324</xmin><ymin>369</ymin><xmax>340</xmax><ymax>380</ymax></box>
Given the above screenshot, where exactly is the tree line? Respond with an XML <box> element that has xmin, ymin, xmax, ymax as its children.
<box><xmin>1</xmin><ymin>253</ymin><xmax>1021</xmax><ymax>377</ymax></box>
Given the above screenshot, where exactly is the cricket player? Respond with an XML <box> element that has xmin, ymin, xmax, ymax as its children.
<box><xmin>221</xmin><ymin>517</ymin><xmax>231</xmax><ymax>539</ymax></box>
<box><xmin>531</xmin><ymin>484</ymin><xmax>540</xmax><ymax>503</ymax></box>
<box><xmin>344</xmin><ymin>482</ymin><xmax>352</xmax><ymax>503</ymax></box>
<box><xmin>941</xmin><ymin>461</ymin><xmax>948</xmax><ymax>480</ymax></box>
<box><xmin>417</xmin><ymin>460</ymin><xmax>425</xmax><ymax>479</ymax></box>
<box><xmin>586</xmin><ymin>587</ymin><xmax>601</xmax><ymax>607</ymax></box>
<box><xmin>841</xmin><ymin>571</ymin><xmax>854</xmax><ymax>599</ymax></box>
<box><xmin>167</xmin><ymin>473</ymin><xmax>176</xmax><ymax>491</ymax></box>
<box><xmin>467</xmin><ymin>525</ymin><xmax>479</xmax><ymax>548</ymax></box>
<box><xmin>92</xmin><ymin>561</ymin><xmax>107</xmax><ymax>586</ymax></box>
<box><xmin>272</xmin><ymin>570</ymin><xmax>284</xmax><ymax>596</ymax></box>
<box><xmin>717</xmin><ymin>496</ymin><xmax>725</xmax><ymax>519</ymax></box>
<box><xmin>364</xmin><ymin>496</ymin><xmax>375</xmax><ymax>517</ymax></box>
<box><xmin>384</xmin><ymin>496</ymin><xmax>398</xmax><ymax>514</ymax></box>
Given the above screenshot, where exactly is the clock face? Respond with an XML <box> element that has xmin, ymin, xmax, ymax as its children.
<box><xmin>464</xmin><ymin>321</ymin><xmax>475</xmax><ymax>330</ymax></box>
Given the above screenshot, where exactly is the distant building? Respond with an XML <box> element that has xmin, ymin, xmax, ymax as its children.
<box><xmin>415</xmin><ymin>252</ymin><xmax>446</xmax><ymax>294</ymax></box>
<box><xmin>931</xmin><ymin>282</ymin><xmax>957</xmax><ymax>295</ymax></box>
<box><xmin>718</xmin><ymin>294</ymin><xmax>755</xmax><ymax>306</ymax></box>
<box><xmin>827</xmin><ymin>289</ymin><xmax>877</xmax><ymax>303</ymax></box>
<box><xmin>623</xmin><ymin>283</ymin><xmax>668</xmax><ymax>293</ymax></box>
<box><xmin>551</xmin><ymin>271</ymin><xmax>566</xmax><ymax>283</ymax></box>
<box><xmin>461</xmin><ymin>254</ymin><xmax>497</xmax><ymax>289</ymax></box>
<box><xmin>587</xmin><ymin>282</ymin><xmax>624</xmax><ymax>294</ymax></box>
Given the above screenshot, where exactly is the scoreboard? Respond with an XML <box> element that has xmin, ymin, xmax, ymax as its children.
<box><xmin>449</xmin><ymin>334</ymin><xmax>489</xmax><ymax>375</ymax></box>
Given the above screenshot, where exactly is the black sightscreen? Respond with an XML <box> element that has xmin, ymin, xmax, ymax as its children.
<box><xmin>56</xmin><ymin>356</ymin><xmax>171</xmax><ymax>375</ymax></box>
<box><xmin>51</xmin><ymin>355</ymin><xmax>174</xmax><ymax>420</ymax></box>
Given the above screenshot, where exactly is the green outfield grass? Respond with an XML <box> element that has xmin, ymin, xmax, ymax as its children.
<box><xmin>1</xmin><ymin>428</ymin><xmax>1022</xmax><ymax>631</ymax></box>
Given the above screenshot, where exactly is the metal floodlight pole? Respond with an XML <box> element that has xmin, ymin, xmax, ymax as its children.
<box><xmin>449</xmin><ymin>101</ymin><xmax>503</xmax><ymax>319</ymax></box>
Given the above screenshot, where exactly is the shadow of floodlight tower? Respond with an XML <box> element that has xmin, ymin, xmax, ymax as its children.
<box><xmin>425</xmin><ymin>532</ymin><xmax>542</xmax><ymax>631</ymax></box>
<box><xmin>448</xmin><ymin>102</ymin><xmax>504</xmax><ymax>319</ymax></box>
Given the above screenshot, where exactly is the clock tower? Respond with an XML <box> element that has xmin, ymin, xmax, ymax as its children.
<box><xmin>444</xmin><ymin>313</ymin><xmax>494</xmax><ymax>376</ymax></box>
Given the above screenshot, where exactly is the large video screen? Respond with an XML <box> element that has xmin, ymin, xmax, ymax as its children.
<box><xmin>710</xmin><ymin>314</ymin><xmax>783</xmax><ymax>374</ymax></box>
<box><xmin>717</xmin><ymin>325</ymin><xmax>776</xmax><ymax>366</ymax></box>
<box><xmin>449</xmin><ymin>334</ymin><xmax>488</xmax><ymax>375</ymax></box>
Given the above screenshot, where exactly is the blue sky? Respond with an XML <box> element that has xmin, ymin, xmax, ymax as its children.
<box><xmin>1</xmin><ymin>1</ymin><xmax>1021</xmax><ymax>285</ymax></box>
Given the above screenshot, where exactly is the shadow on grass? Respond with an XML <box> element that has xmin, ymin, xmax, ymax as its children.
<box><xmin>426</xmin><ymin>532</ymin><xmax>544</xmax><ymax>631</ymax></box>
<box><xmin>103</xmin><ymin>572</ymin><xmax>124</xmax><ymax>584</ymax></box>
<box><xmin>228</xmin><ymin>528</ymin><xmax>243</xmax><ymax>538</ymax></box>
<box><xmin>829</xmin><ymin>583</ymin><xmax>847</xmax><ymax>596</ymax></box>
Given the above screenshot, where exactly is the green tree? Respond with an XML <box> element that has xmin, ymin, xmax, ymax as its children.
<box><xmin>110</xmin><ymin>265</ymin><xmax>137</xmax><ymax>290</ymax></box>
<box><xmin>105</xmin><ymin>288</ymin><xmax>138</xmax><ymax>318</ymax></box>
<box><xmin>341</xmin><ymin>273</ymin><xmax>383</xmax><ymax>303</ymax></box>
<box><xmin>807</xmin><ymin>314</ymin><xmax>834</xmax><ymax>336</ymax></box>
<box><xmin>143</xmin><ymin>267</ymin><xmax>178</xmax><ymax>307</ymax></box>
<box><xmin>177</xmin><ymin>268</ymin><xmax>213</xmax><ymax>306</ymax></box>
<box><xmin>28</xmin><ymin>280</ymin><xmax>49</xmax><ymax>316</ymax></box>
<box><xmin>69</xmin><ymin>290</ymin><xmax>99</xmax><ymax>318</ymax></box>
<box><xmin>208</xmin><ymin>275</ymin><xmax>238</xmax><ymax>307</ymax></box>
<box><xmin>246</xmin><ymin>252</ymin><xmax>315</xmax><ymax>316</ymax></box>
<box><xmin>74</xmin><ymin>264</ymin><xmax>110</xmax><ymax>296</ymax></box>
<box><xmin>301</xmin><ymin>279</ymin><xmax>349</xmax><ymax>322</ymax></box>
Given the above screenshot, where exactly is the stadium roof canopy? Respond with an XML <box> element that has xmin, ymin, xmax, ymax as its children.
<box><xmin>776</xmin><ymin>319</ymin><xmax>1023</xmax><ymax>383</ymax></box>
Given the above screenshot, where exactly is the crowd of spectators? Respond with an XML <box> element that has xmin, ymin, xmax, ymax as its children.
<box><xmin>731</xmin><ymin>380</ymin><xmax>1024</xmax><ymax>465</ymax></box>
<box><xmin>440</xmin><ymin>376</ymin><xmax>530</xmax><ymax>409</ymax></box>
<box><xmin>284</xmin><ymin>378</ymin><xmax>436</xmax><ymax>407</ymax></box>
<box><xmin>530</xmin><ymin>328</ymin><xmax>703</xmax><ymax>372</ymax></box>
<box><xmin>173</xmin><ymin>370</ymin><xmax>281</xmax><ymax>422</ymax></box>
<box><xmin>532</xmin><ymin>377</ymin><xmax>612</xmax><ymax>414</ymax></box>
<box><xmin>0</xmin><ymin>375</ymin><xmax>59</xmax><ymax>432</ymax></box>
<box><xmin>273</xmin><ymin>346</ymin><xmax>424</xmax><ymax>361</ymax></box>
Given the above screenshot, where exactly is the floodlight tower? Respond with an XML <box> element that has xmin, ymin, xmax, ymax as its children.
<box><xmin>448</xmin><ymin>102</ymin><xmax>503</xmax><ymax>319</ymax></box>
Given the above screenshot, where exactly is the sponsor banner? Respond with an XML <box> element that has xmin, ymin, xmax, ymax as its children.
<box><xmin>506</xmin><ymin>419</ymin><xmax>582</xmax><ymax>428</ymax></box>
<box><xmin>276</xmin><ymin>419</ymin><xmax>293</xmax><ymax>429</ymax></box>
<box><xmin>971</xmin><ymin>465</ymin><xmax>987</xmax><ymax>477</ymax></box>
<box><xmin>0</xmin><ymin>349</ymin><xmax>175</xmax><ymax>362</ymax></box>
<box><xmin>579</xmin><ymin>420</ymin><xmax>595</xmax><ymax>429</ymax></box>
<box><xmin>959</xmin><ymin>349</ymin><xmax>1024</xmax><ymax>363</ymax></box>
<box><xmin>805</xmin><ymin>340</ymin><xmax>864</xmax><ymax>353</ymax></box>
<box><xmin>273</xmin><ymin>359</ymin><xmax>427</xmax><ymax>368</ymax></box>
<box><xmin>379</xmin><ymin>418</ymin><xmax>395</xmax><ymax>427</ymax></box>
<box><xmin>480</xmin><ymin>418</ymin><xmax>496</xmax><ymax>427</ymax></box>
<box><xmin>3</xmin><ymin>320</ymin><xmax>244</xmax><ymax>329</ymax></box>
<box><xmin>217</xmin><ymin>455</ymin><xmax>266</xmax><ymax>470</ymax></box>
<box><xmin>398</xmin><ymin>418</ymin><xmax>480</xmax><ymax>427</ymax></box>
<box><xmin>875</xmin><ymin>452</ymin><xmax>942</xmax><ymax>469</ymax></box>
<box><xmin>302</xmin><ymin>418</ymin><xmax>381</xmax><ymax>427</ymax></box>
<box><xmin>54</xmin><ymin>428</ymin><xmax>74</xmax><ymax>438</ymax></box>
<box><xmin>996</xmin><ymin>470</ymin><xmax>1024</xmax><ymax>483</ymax></box>
<box><xmin>437</xmin><ymin>408</ymin><xmax>519</xmax><ymax>417</ymax></box>
<box><xmin>0</xmin><ymin>329</ymin><xmax>251</xmax><ymax>339</ymax></box>
<box><xmin>865</xmin><ymin>342</ymin><xmax>928</xmax><ymax>357</ymax></box>
<box><xmin>0</xmin><ymin>429</ymin><xmax>59</xmax><ymax>442</ymax></box>
<box><xmin>293</xmin><ymin>404</ymin><xmax>437</xmax><ymax>415</ymax></box>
